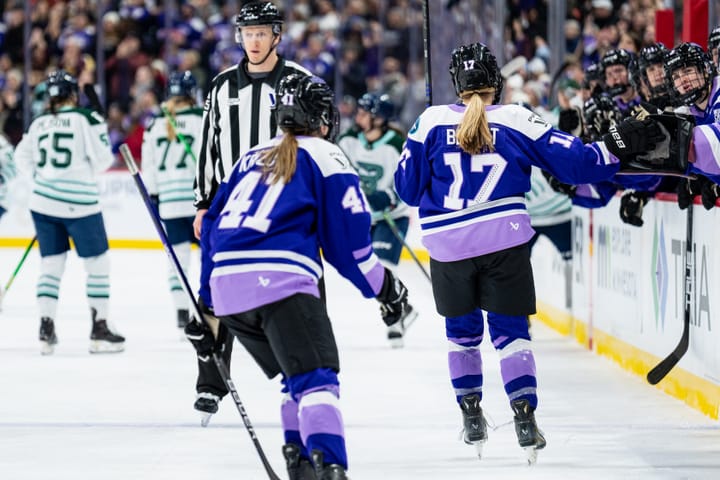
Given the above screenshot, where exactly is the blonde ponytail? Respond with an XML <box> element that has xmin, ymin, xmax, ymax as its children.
<box><xmin>260</xmin><ymin>132</ymin><xmax>299</xmax><ymax>184</ymax></box>
<box><xmin>456</xmin><ymin>88</ymin><xmax>495</xmax><ymax>154</ymax></box>
<box><xmin>164</xmin><ymin>97</ymin><xmax>194</xmax><ymax>141</ymax></box>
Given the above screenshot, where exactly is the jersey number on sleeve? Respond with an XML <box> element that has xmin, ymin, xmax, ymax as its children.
<box><xmin>38</xmin><ymin>132</ymin><xmax>74</xmax><ymax>168</ymax></box>
<box><xmin>443</xmin><ymin>152</ymin><xmax>507</xmax><ymax>209</ymax></box>
<box><xmin>218</xmin><ymin>171</ymin><xmax>284</xmax><ymax>233</ymax></box>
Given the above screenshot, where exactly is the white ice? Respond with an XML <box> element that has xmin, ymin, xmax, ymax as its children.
<box><xmin>0</xmin><ymin>248</ymin><xmax>718</xmax><ymax>480</ymax></box>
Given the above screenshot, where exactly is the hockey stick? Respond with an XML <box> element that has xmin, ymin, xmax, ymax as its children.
<box><xmin>382</xmin><ymin>211</ymin><xmax>431</xmax><ymax>283</ymax></box>
<box><xmin>83</xmin><ymin>84</ymin><xmax>104</xmax><ymax>116</ymax></box>
<box><xmin>161</xmin><ymin>105</ymin><xmax>197</xmax><ymax>164</ymax></box>
<box><xmin>647</xmin><ymin>202</ymin><xmax>693</xmax><ymax>385</ymax></box>
<box><xmin>0</xmin><ymin>236</ymin><xmax>37</xmax><ymax>311</ymax></box>
<box><xmin>421</xmin><ymin>0</ymin><xmax>432</xmax><ymax>106</ymax></box>
<box><xmin>119</xmin><ymin>144</ymin><xmax>281</xmax><ymax>480</ymax></box>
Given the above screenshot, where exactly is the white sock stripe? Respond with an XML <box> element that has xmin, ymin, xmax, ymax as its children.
<box><xmin>498</xmin><ymin>338</ymin><xmax>533</xmax><ymax>358</ymax></box>
<box><xmin>448</xmin><ymin>341</ymin><xmax>481</xmax><ymax>352</ymax></box>
<box><xmin>298</xmin><ymin>391</ymin><xmax>339</xmax><ymax>410</ymax></box>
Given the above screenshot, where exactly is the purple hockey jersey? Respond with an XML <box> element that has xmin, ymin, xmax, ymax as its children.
<box><xmin>395</xmin><ymin>103</ymin><xmax>621</xmax><ymax>262</ymax></box>
<box><xmin>199</xmin><ymin>135</ymin><xmax>385</xmax><ymax>315</ymax></box>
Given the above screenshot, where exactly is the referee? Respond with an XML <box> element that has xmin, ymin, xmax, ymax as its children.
<box><xmin>189</xmin><ymin>0</ymin><xmax>311</xmax><ymax>425</ymax></box>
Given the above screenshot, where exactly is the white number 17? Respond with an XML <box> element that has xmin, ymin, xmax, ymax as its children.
<box><xmin>443</xmin><ymin>152</ymin><xmax>507</xmax><ymax>209</ymax></box>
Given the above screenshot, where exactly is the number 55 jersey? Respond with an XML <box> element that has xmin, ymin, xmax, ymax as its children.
<box><xmin>395</xmin><ymin>103</ymin><xmax>621</xmax><ymax>262</ymax></box>
<box><xmin>14</xmin><ymin>107</ymin><xmax>113</xmax><ymax>219</ymax></box>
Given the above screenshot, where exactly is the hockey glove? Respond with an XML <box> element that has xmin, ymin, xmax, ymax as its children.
<box><xmin>676</xmin><ymin>178</ymin><xmax>701</xmax><ymax>210</ymax></box>
<box><xmin>701</xmin><ymin>179</ymin><xmax>720</xmax><ymax>210</ymax></box>
<box><xmin>184</xmin><ymin>298</ymin><xmax>216</xmax><ymax>362</ymax></box>
<box><xmin>602</xmin><ymin>117</ymin><xmax>665</xmax><ymax>161</ymax></box>
<box><xmin>558</xmin><ymin>108</ymin><xmax>581</xmax><ymax>135</ymax></box>
<box><xmin>366</xmin><ymin>190</ymin><xmax>393</xmax><ymax>212</ymax></box>
<box><xmin>619</xmin><ymin>191</ymin><xmax>649</xmax><ymax>227</ymax></box>
<box><xmin>543</xmin><ymin>172</ymin><xmax>577</xmax><ymax>198</ymax></box>
<box><xmin>376</xmin><ymin>267</ymin><xmax>409</xmax><ymax>327</ymax></box>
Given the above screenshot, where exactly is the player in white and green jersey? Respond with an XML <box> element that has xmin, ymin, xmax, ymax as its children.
<box><xmin>142</xmin><ymin>71</ymin><xmax>202</xmax><ymax>332</ymax></box>
<box><xmin>0</xmin><ymin>133</ymin><xmax>16</xmax><ymax>220</ymax></box>
<box><xmin>337</xmin><ymin>92</ymin><xmax>417</xmax><ymax>348</ymax></box>
<box><xmin>14</xmin><ymin>70</ymin><xmax>124</xmax><ymax>355</ymax></box>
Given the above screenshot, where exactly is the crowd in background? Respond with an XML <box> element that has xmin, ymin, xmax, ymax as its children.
<box><xmin>0</xmin><ymin>0</ymin><xmax>680</xmax><ymax>167</ymax></box>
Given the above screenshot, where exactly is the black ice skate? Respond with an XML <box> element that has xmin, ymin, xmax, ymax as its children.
<box><xmin>511</xmin><ymin>398</ymin><xmax>546</xmax><ymax>465</ymax></box>
<box><xmin>310</xmin><ymin>449</ymin><xmax>347</xmax><ymax>480</ymax></box>
<box><xmin>460</xmin><ymin>393</ymin><xmax>487</xmax><ymax>459</ymax></box>
<box><xmin>385</xmin><ymin>303</ymin><xmax>418</xmax><ymax>349</ymax></box>
<box><xmin>39</xmin><ymin>317</ymin><xmax>58</xmax><ymax>355</ymax></box>
<box><xmin>89</xmin><ymin>308</ymin><xmax>125</xmax><ymax>354</ymax></box>
<box><xmin>194</xmin><ymin>392</ymin><xmax>220</xmax><ymax>427</ymax></box>
<box><xmin>282</xmin><ymin>443</ymin><xmax>317</xmax><ymax>480</ymax></box>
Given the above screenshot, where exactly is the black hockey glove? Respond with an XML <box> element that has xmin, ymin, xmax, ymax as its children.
<box><xmin>558</xmin><ymin>108</ymin><xmax>580</xmax><ymax>134</ymax></box>
<box><xmin>366</xmin><ymin>190</ymin><xmax>393</xmax><ymax>212</ymax></box>
<box><xmin>543</xmin><ymin>172</ymin><xmax>577</xmax><ymax>198</ymax></box>
<box><xmin>376</xmin><ymin>267</ymin><xmax>409</xmax><ymax>327</ymax></box>
<box><xmin>619</xmin><ymin>191</ymin><xmax>649</xmax><ymax>227</ymax></box>
<box><xmin>184</xmin><ymin>298</ymin><xmax>216</xmax><ymax>362</ymax></box>
<box><xmin>602</xmin><ymin>117</ymin><xmax>665</xmax><ymax>161</ymax></box>
<box><xmin>676</xmin><ymin>178</ymin><xmax>701</xmax><ymax>210</ymax></box>
<box><xmin>701</xmin><ymin>179</ymin><xmax>720</xmax><ymax>210</ymax></box>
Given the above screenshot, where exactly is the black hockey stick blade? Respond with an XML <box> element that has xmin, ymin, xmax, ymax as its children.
<box><xmin>647</xmin><ymin>205</ymin><xmax>693</xmax><ymax>385</ymax></box>
<box><xmin>83</xmin><ymin>83</ymin><xmax>104</xmax><ymax>116</ymax></box>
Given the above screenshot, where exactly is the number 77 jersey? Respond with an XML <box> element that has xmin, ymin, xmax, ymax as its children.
<box><xmin>395</xmin><ymin>103</ymin><xmax>621</xmax><ymax>262</ymax></box>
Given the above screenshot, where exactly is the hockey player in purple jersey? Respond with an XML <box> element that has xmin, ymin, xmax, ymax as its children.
<box><xmin>395</xmin><ymin>42</ymin><xmax>663</xmax><ymax>464</ymax></box>
<box><xmin>192</xmin><ymin>73</ymin><xmax>410</xmax><ymax>480</ymax></box>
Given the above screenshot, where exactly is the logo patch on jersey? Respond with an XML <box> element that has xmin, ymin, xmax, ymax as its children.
<box><xmin>330</xmin><ymin>151</ymin><xmax>348</xmax><ymax>168</ymax></box>
<box><xmin>258</xmin><ymin>276</ymin><xmax>270</xmax><ymax>287</ymax></box>
<box><xmin>409</xmin><ymin>117</ymin><xmax>420</xmax><ymax>134</ymax></box>
<box><xmin>510</xmin><ymin>222</ymin><xmax>519</xmax><ymax>230</ymax></box>
<box><xmin>269</xmin><ymin>93</ymin><xmax>276</xmax><ymax>107</ymax></box>
<box><xmin>528</xmin><ymin>113</ymin><xmax>548</xmax><ymax>127</ymax></box>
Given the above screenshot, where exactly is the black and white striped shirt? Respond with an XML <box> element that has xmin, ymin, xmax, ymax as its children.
<box><xmin>193</xmin><ymin>56</ymin><xmax>311</xmax><ymax>209</ymax></box>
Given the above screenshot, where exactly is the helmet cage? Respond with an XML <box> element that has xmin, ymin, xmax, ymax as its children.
<box><xmin>664</xmin><ymin>43</ymin><xmax>713</xmax><ymax>105</ymax></box>
<box><xmin>637</xmin><ymin>43</ymin><xmax>671</xmax><ymax>100</ymax></box>
<box><xmin>601</xmin><ymin>49</ymin><xmax>633</xmax><ymax>97</ymax></box>
<box><xmin>449</xmin><ymin>43</ymin><xmax>503</xmax><ymax>103</ymax></box>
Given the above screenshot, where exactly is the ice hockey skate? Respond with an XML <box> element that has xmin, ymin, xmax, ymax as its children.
<box><xmin>282</xmin><ymin>443</ymin><xmax>317</xmax><ymax>480</ymax></box>
<box><xmin>194</xmin><ymin>392</ymin><xmax>220</xmax><ymax>427</ymax></box>
<box><xmin>89</xmin><ymin>308</ymin><xmax>125</xmax><ymax>353</ymax></box>
<box><xmin>511</xmin><ymin>398</ymin><xmax>546</xmax><ymax>465</ymax></box>
<box><xmin>460</xmin><ymin>393</ymin><xmax>487</xmax><ymax>459</ymax></box>
<box><xmin>39</xmin><ymin>317</ymin><xmax>58</xmax><ymax>355</ymax></box>
<box><xmin>385</xmin><ymin>303</ymin><xmax>418</xmax><ymax>348</ymax></box>
<box><xmin>310</xmin><ymin>450</ymin><xmax>347</xmax><ymax>480</ymax></box>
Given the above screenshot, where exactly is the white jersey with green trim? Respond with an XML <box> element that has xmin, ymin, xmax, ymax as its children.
<box><xmin>337</xmin><ymin>127</ymin><xmax>409</xmax><ymax>222</ymax></box>
<box><xmin>142</xmin><ymin>107</ymin><xmax>203</xmax><ymax>219</ymax></box>
<box><xmin>0</xmin><ymin>134</ymin><xmax>16</xmax><ymax>211</ymax></box>
<box><xmin>14</xmin><ymin>107</ymin><xmax>113</xmax><ymax>219</ymax></box>
<box><xmin>526</xmin><ymin>166</ymin><xmax>572</xmax><ymax>227</ymax></box>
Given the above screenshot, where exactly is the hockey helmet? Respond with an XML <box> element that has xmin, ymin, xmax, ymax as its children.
<box><xmin>664</xmin><ymin>42</ymin><xmax>714</xmax><ymax>105</ymax></box>
<box><xmin>449</xmin><ymin>42</ymin><xmax>503</xmax><ymax>103</ymax></box>
<box><xmin>167</xmin><ymin>71</ymin><xmax>197</xmax><ymax>99</ymax></box>
<box><xmin>273</xmin><ymin>74</ymin><xmax>334</xmax><ymax>133</ymax></box>
<box><xmin>708</xmin><ymin>26</ymin><xmax>720</xmax><ymax>56</ymax></box>
<box><xmin>46</xmin><ymin>70</ymin><xmax>78</xmax><ymax>101</ymax></box>
<box><xmin>357</xmin><ymin>93</ymin><xmax>395</xmax><ymax>121</ymax></box>
<box><xmin>235</xmin><ymin>1</ymin><xmax>283</xmax><ymax>37</ymax></box>
<box><xmin>600</xmin><ymin>49</ymin><xmax>634</xmax><ymax>96</ymax></box>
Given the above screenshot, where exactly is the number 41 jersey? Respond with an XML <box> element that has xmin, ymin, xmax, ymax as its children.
<box><xmin>14</xmin><ymin>107</ymin><xmax>113</xmax><ymax>219</ymax></box>
<box><xmin>395</xmin><ymin>103</ymin><xmax>620</xmax><ymax>262</ymax></box>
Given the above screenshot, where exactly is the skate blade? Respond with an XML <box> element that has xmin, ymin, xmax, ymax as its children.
<box><xmin>40</xmin><ymin>341</ymin><xmax>55</xmax><ymax>355</ymax></box>
<box><xmin>89</xmin><ymin>341</ymin><xmax>125</xmax><ymax>354</ymax></box>
<box><xmin>199</xmin><ymin>412</ymin><xmax>213</xmax><ymax>427</ymax></box>
<box><xmin>388</xmin><ymin>336</ymin><xmax>404</xmax><ymax>348</ymax></box>
<box><xmin>469</xmin><ymin>439</ymin><xmax>487</xmax><ymax>459</ymax></box>
<box><xmin>524</xmin><ymin>446</ymin><xmax>539</xmax><ymax>465</ymax></box>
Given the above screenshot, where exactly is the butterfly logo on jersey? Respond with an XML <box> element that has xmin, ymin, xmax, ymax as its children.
<box><xmin>258</xmin><ymin>276</ymin><xmax>271</xmax><ymax>287</ymax></box>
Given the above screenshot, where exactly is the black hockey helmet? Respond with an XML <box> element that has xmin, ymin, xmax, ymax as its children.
<box><xmin>449</xmin><ymin>42</ymin><xmax>503</xmax><ymax>103</ymax></box>
<box><xmin>664</xmin><ymin>42</ymin><xmax>714</xmax><ymax>105</ymax></box>
<box><xmin>708</xmin><ymin>26</ymin><xmax>720</xmax><ymax>55</ymax></box>
<box><xmin>273</xmin><ymin>73</ymin><xmax>334</xmax><ymax>133</ymax></box>
<box><xmin>600</xmin><ymin>49</ymin><xmax>634</xmax><ymax>96</ymax></box>
<box><xmin>357</xmin><ymin>93</ymin><xmax>395</xmax><ymax>120</ymax></box>
<box><xmin>167</xmin><ymin>70</ymin><xmax>197</xmax><ymax>99</ymax></box>
<box><xmin>46</xmin><ymin>70</ymin><xmax>78</xmax><ymax>101</ymax></box>
<box><xmin>235</xmin><ymin>1</ymin><xmax>283</xmax><ymax>35</ymax></box>
<box><xmin>636</xmin><ymin>43</ymin><xmax>671</xmax><ymax>102</ymax></box>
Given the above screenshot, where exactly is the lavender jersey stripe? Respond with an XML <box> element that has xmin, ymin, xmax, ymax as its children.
<box><xmin>281</xmin><ymin>394</ymin><xmax>300</xmax><ymax>431</ymax></box>
<box><xmin>420</xmin><ymin>202</ymin><xmax>527</xmax><ymax>232</ymax></box>
<box><xmin>692</xmin><ymin>125</ymin><xmax>720</xmax><ymax>176</ymax></box>
<box><xmin>419</xmin><ymin>195</ymin><xmax>526</xmax><ymax>225</ymax></box>
<box><xmin>422</xmin><ymin>212</ymin><xmax>534</xmax><ymax>262</ymax></box>
<box><xmin>364</xmin><ymin>260</ymin><xmax>385</xmax><ymax>296</ymax></box>
<box><xmin>353</xmin><ymin>244</ymin><xmax>373</xmax><ymax>260</ymax></box>
<box><xmin>448</xmin><ymin>335</ymin><xmax>484</xmax><ymax>347</ymax></box>
<box><xmin>298</xmin><ymin>391</ymin><xmax>346</xmax><ymax>467</ymax></box>
<box><xmin>500</xmin><ymin>350</ymin><xmax>537</xmax><ymax>384</ymax></box>
<box><xmin>210</xmin><ymin>272</ymin><xmax>319</xmax><ymax>315</ymax></box>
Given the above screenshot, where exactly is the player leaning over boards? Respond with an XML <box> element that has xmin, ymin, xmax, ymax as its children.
<box><xmin>14</xmin><ymin>70</ymin><xmax>124</xmax><ymax>355</ymax></box>
<box><xmin>142</xmin><ymin>71</ymin><xmax>202</xmax><ymax>333</ymax></box>
<box><xmin>394</xmin><ymin>42</ymin><xmax>664</xmax><ymax>464</ymax></box>
<box><xmin>189</xmin><ymin>0</ymin><xmax>311</xmax><ymax>426</ymax></box>
<box><xmin>337</xmin><ymin>93</ymin><xmax>417</xmax><ymax>347</ymax></box>
<box><xmin>192</xmin><ymin>73</ymin><xmax>410</xmax><ymax>480</ymax></box>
